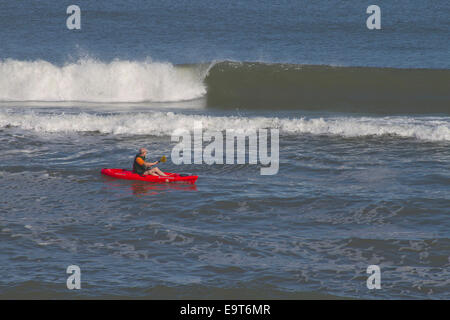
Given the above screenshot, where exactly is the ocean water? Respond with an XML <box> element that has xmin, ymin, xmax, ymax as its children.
<box><xmin>0</xmin><ymin>1</ymin><xmax>449</xmax><ymax>299</ymax></box>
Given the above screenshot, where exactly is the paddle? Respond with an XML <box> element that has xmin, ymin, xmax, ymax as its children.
<box><xmin>157</xmin><ymin>156</ymin><xmax>167</xmax><ymax>163</ymax></box>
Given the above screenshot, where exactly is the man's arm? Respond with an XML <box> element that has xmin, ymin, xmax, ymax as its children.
<box><xmin>136</xmin><ymin>157</ymin><xmax>158</xmax><ymax>168</ymax></box>
<box><xmin>145</xmin><ymin>161</ymin><xmax>159</xmax><ymax>167</ymax></box>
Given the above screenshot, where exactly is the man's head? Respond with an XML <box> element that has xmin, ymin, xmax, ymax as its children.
<box><xmin>139</xmin><ymin>148</ymin><xmax>148</xmax><ymax>156</ymax></box>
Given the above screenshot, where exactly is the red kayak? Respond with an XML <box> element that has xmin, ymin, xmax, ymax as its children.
<box><xmin>101</xmin><ymin>168</ymin><xmax>198</xmax><ymax>184</ymax></box>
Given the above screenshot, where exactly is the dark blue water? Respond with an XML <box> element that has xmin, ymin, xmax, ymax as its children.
<box><xmin>0</xmin><ymin>1</ymin><xmax>449</xmax><ymax>299</ymax></box>
<box><xmin>1</xmin><ymin>0</ymin><xmax>449</xmax><ymax>68</ymax></box>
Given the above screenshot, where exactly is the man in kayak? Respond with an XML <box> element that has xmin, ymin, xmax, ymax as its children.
<box><xmin>133</xmin><ymin>148</ymin><xmax>167</xmax><ymax>177</ymax></box>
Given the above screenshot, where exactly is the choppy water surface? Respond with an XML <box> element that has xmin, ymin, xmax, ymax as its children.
<box><xmin>0</xmin><ymin>106</ymin><xmax>449</xmax><ymax>299</ymax></box>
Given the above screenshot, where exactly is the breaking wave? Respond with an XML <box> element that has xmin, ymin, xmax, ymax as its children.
<box><xmin>1</xmin><ymin>110</ymin><xmax>449</xmax><ymax>142</ymax></box>
<box><xmin>0</xmin><ymin>58</ymin><xmax>208</xmax><ymax>103</ymax></box>
<box><xmin>1</xmin><ymin>59</ymin><xmax>448</xmax><ymax>115</ymax></box>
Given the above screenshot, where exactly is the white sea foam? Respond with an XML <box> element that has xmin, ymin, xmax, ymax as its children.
<box><xmin>0</xmin><ymin>58</ymin><xmax>207</xmax><ymax>102</ymax></box>
<box><xmin>0</xmin><ymin>111</ymin><xmax>449</xmax><ymax>142</ymax></box>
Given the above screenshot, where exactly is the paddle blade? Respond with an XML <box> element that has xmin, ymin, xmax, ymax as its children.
<box><xmin>160</xmin><ymin>156</ymin><xmax>167</xmax><ymax>163</ymax></box>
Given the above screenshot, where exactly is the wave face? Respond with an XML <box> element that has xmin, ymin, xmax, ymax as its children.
<box><xmin>1</xmin><ymin>111</ymin><xmax>449</xmax><ymax>141</ymax></box>
<box><xmin>0</xmin><ymin>59</ymin><xmax>207</xmax><ymax>102</ymax></box>
<box><xmin>205</xmin><ymin>62</ymin><xmax>450</xmax><ymax>114</ymax></box>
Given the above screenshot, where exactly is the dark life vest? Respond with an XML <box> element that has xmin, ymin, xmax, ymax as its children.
<box><xmin>133</xmin><ymin>154</ymin><xmax>146</xmax><ymax>174</ymax></box>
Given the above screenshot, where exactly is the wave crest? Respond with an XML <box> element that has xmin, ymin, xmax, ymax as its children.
<box><xmin>0</xmin><ymin>58</ymin><xmax>208</xmax><ymax>102</ymax></box>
